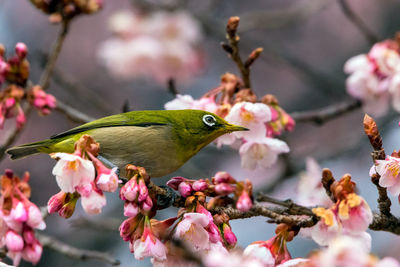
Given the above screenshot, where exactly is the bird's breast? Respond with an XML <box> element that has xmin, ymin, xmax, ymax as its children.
<box><xmin>86</xmin><ymin>125</ymin><xmax>183</xmax><ymax>177</ymax></box>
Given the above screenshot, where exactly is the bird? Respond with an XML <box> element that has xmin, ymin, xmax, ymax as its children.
<box><xmin>7</xmin><ymin>109</ymin><xmax>248</xmax><ymax>177</ymax></box>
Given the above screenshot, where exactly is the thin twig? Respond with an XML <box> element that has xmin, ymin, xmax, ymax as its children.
<box><xmin>290</xmin><ymin>99</ymin><xmax>362</xmax><ymax>125</ymax></box>
<box><xmin>256</xmin><ymin>193</ymin><xmax>314</xmax><ymax>216</ymax></box>
<box><xmin>338</xmin><ymin>0</ymin><xmax>379</xmax><ymax>45</ymax></box>
<box><xmin>37</xmin><ymin>233</ymin><xmax>120</xmax><ymax>266</ymax></box>
<box><xmin>39</xmin><ymin>19</ymin><xmax>71</xmax><ymax>90</ymax></box>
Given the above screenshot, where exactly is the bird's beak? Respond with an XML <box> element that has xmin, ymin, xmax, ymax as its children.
<box><xmin>224</xmin><ymin>123</ymin><xmax>249</xmax><ymax>132</ymax></box>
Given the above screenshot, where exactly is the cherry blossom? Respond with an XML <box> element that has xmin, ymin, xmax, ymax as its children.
<box><xmin>370</xmin><ymin>156</ymin><xmax>400</xmax><ymax>196</ymax></box>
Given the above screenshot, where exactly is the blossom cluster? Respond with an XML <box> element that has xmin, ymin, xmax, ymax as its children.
<box><xmin>29</xmin><ymin>0</ymin><xmax>102</xmax><ymax>23</ymax></box>
<box><xmin>165</xmin><ymin>73</ymin><xmax>293</xmax><ymax>170</ymax></box>
<box><xmin>0</xmin><ymin>43</ymin><xmax>56</xmax><ymax>129</ymax></box>
<box><xmin>344</xmin><ymin>37</ymin><xmax>400</xmax><ymax>117</ymax></box>
<box><xmin>0</xmin><ymin>170</ymin><xmax>46</xmax><ymax>266</ymax></box>
<box><xmin>308</xmin><ymin>174</ymin><xmax>372</xmax><ymax>247</ymax></box>
<box><xmin>47</xmin><ymin>135</ymin><xmax>119</xmax><ymax>218</ymax></box>
<box><xmin>97</xmin><ymin>9</ymin><xmax>204</xmax><ymax>85</ymax></box>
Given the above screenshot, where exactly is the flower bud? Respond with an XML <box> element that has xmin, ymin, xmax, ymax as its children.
<box><xmin>178</xmin><ymin>182</ymin><xmax>192</xmax><ymax>197</ymax></box>
<box><xmin>22</xmin><ymin>242</ymin><xmax>43</xmax><ymax>265</ymax></box>
<box><xmin>192</xmin><ymin>179</ymin><xmax>208</xmax><ymax>191</ymax></box>
<box><xmin>16</xmin><ymin>105</ymin><xmax>26</xmax><ymax>129</ymax></box>
<box><xmin>166</xmin><ymin>176</ymin><xmax>187</xmax><ymax>190</ymax></box>
<box><xmin>47</xmin><ymin>191</ymin><xmax>67</xmax><ymax>214</ymax></box>
<box><xmin>236</xmin><ymin>191</ymin><xmax>252</xmax><ymax>212</ymax></box>
<box><xmin>120</xmin><ymin>178</ymin><xmax>138</xmax><ymax>201</ymax></box>
<box><xmin>58</xmin><ymin>197</ymin><xmax>78</xmax><ymax>219</ymax></box>
<box><xmin>213</xmin><ymin>172</ymin><xmax>235</xmax><ymax>184</ymax></box>
<box><xmin>138</xmin><ymin>178</ymin><xmax>149</xmax><ymax>202</ymax></box>
<box><xmin>215</xmin><ymin>183</ymin><xmax>235</xmax><ymax>195</ymax></box>
<box><xmin>223</xmin><ymin>223</ymin><xmax>237</xmax><ymax>246</ymax></box>
<box><xmin>23</xmin><ymin>227</ymin><xmax>36</xmax><ymax>244</ymax></box>
<box><xmin>11</xmin><ymin>201</ymin><xmax>28</xmax><ymax>222</ymax></box>
<box><xmin>5</xmin><ymin>230</ymin><xmax>24</xmax><ymax>252</ymax></box>
<box><xmin>141</xmin><ymin>196</ymin><xmax>153</xmax><ymax>212</ymax></box>
<box><xmin>27</xmin><ymin>204</ymin><xmax>46</xmax><ymax>230</ymax></box>
<box><xmin>124</xmin><ymin>202</ymin><xmax>139</xmax><ymax>217</ymax></box>
<box><xmin>15</xmin><ymin>43</ymin><xmax>28</xmax><ymax>59</ymax></box>
<box><xmin>208</xmin><ymin>222</ymin><xmax>222</xmax><ymax>243</ymax></box>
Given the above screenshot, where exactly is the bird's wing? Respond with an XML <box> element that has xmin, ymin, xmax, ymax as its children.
<box><xmin>50</xmin><ymin>111</ymin><xmax>169</xmax><ymax>139</ymax></box>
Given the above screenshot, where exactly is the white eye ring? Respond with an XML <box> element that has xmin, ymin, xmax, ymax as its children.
<box><xmin>202</xmin><ymin>114</ymin><xmax>216</xmax><ymax>127</ymax></box>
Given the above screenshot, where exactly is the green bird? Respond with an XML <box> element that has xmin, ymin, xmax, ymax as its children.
<box><xmin>6</xmin><ymin>110</ymin><xmax>247</xmax><ymax>177</ymax></box>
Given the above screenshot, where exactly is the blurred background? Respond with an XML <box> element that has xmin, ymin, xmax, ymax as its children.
<box><xmin>1</xmin><ymin>0</ymin><xmax>400</xmax><ymax>266</ymax></box>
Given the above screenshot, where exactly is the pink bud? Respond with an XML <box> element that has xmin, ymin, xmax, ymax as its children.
<box><xmin>223</xmin><ymin>224</ymin><xmax>237</xmax><ymax>246</ymax></box>
<box><xmin>22</xmin><ymin>242</ymin><xmax>42</xmax><ymax>265</ymax></box>
<box><xmin>4</xmin><ymin>98</ymin><xmax>16</xmax><ymax>108</ymax></box>
<box><xmin>46</xmin><ymin>94</ymin><xmax>57</xmax><ymax>108</ymax></box>
<box><xmin>47</xmin><ymin>191</ymin><xmax>66</xmax><ymax>213</ymax></box>
<box><xmin>208</xmin><ymin>222</ymin><xmax>222</xmax><ymax>243</ymax></box>
<box><xmin>270</xmin><ymin>106</ymin><xmax>279</xmax><ymax>121</ymax></box>
<box><xmin>23</xmin><ymin>228</ymin><xmax>36</xmax><ymax>244</ymax></box>
<box><xmin>120</xmin><ymin>178</ymin><xmax>138</xmax><ymax>201</ymax></box>
<box><xmin>215</xmin><ymin>183</ymin><xmax>235</xmax><ymax>195</ymax></box>
<box><xmin>214</xmin><ymin>172</ymin><xmax>235</xmax><ymax>184</ymax></box>
<box><xmin>192</xmin><ymin>179</ymin><xmax>208</xmax><ymax>191</ymax></box>
<box><xmin>166</xmin><ymin>176</ymin><xmax>187</xmax><ymax>190</ymax></box>
<box><xmin>11</xmin><ymin>201</ymin><xmax>28</xmax><ymax>222</ymax></box>
<box><xmin>124</xmin><ymin>202</ymin><xmax>139</xmax><ymax>217</ymax></box>
<box><xmin>27</xmin><ymin>205</ymin><xmax>46</xmax><ymax>230</ymax></box>
<box><xmin>5</xmin><ymin>230</ymin><xmax>24</xmax><ymax>252</ymax></box>
<box><xmin>58</xmin><ymin>198</ymin><xmax>77</xmax><ymax>219</ymax></box>
<box><xmin>178</xmin><ymin>182</ymin><xmax>192</xmax><ymax>197</ymax></box>
<box><xmin>15</xmin><ymin>43</ymin><xmax>28</xmax><ymax>58</ymax></box>
<box><xmin>141</xmin><ymin>196</ymin><xmax>153</xmax><ymax>212</ymax></box>
<box><xmin>138</xmin><ymin>179</ymin><xmax>149</xmax><ymax>202</ymax></box>
<box><xmin>119</xmin><ymin>216</ymin><xmax>140</xmax><ymax>240</ymax></box>
<box><xmin>16</xmin><ymin>105</ymin><xmax>26</xmax><ymax>129</ymax></box>
<box><xmin>236</xmin><ymin>191</ymin><xmax>252</xmax><ymax>212</ymax></box>
<box><xmin>96</xmin><ymin>168</ymin><xmax>119</xmax><ymax>192</ymax></box>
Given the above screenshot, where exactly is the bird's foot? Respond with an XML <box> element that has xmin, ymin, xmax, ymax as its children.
<box><xmin>157</xmin><ymin>185</ymin><xmax>177</xmax><ymax>210</ymax></box>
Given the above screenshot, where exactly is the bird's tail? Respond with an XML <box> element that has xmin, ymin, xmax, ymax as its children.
<box><xmin>6</xmin><ymin>139</ymin><xmax>57</xmax><ymax>160</ymax></box>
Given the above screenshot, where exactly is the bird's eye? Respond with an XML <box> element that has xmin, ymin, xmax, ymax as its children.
<box><xmin>202</xmin><ymin>114</ymin><xmax>217</xmax><ymax>127</ymax></box>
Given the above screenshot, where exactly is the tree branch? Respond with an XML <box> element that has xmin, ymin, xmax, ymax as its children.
<box><xmin>290</xmin><ymin>99</ymin><xmax>362</xmax><ymax>125</ymax></box>
<box><xmin>338</xmin><ymin>0</ymin><xmax>379</xmax><ymax>45</ymax></box>
<box><xmin>37</xmin><ymin>233</ymin><xmax>120</xmax><ymax>266</ymax></box>
<box><xmin>55</xmin><ymin>100</ymin><xmax>94</xmax><ymax>124</ymax></box>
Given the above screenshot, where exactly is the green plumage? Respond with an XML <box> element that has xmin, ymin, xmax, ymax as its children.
<box><xmin>7</xmin><ymin>110</ymin><xmax>246</xmax><ymax>177</ymax></box>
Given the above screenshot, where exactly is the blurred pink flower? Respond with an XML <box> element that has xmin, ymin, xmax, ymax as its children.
<box><xmin>310</xmin><ymin>207</ymin><xmax>341</xmax><ymax>246</ymax></box>
<box><xmin>297</xmin><ymin>158</ymin><xmax>333</xmax><ymax>207</ymax></box>
<box><xmin>134</xmin><ymin>226</ymin><xmax>167</xmax><ymax>261</ymax></box>
<box><xmin>239</xmin><ymin>137</ymin><xmax>289</xmax><ymax>169</ymax></box>
<box><xmin>80</xmin><ymin>187</ymin><xmax>106</xmax><ymax>215</ymax></box>
<box><xmin>236</xmin><ymin>191</ymin><xmax>252</xmax><ymax>212</ymax></box>
<box><xmin>338</xmin><ymin>193</ymin><xmax>372</xmax><ymax>234</ymax></box>
<box><xmin>98</xmin><ymin>10</ymin><xmax>204</xmax><ymax>85</ymax></box>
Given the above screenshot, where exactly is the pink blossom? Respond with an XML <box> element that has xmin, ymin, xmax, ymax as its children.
<box><xmin>236</xmin><ymin>191</ymin><xmax>252</xmax><ymax>212</ymax></box>
<box><xmin>310</xmin><ymin>207</ymin><xmax>341</xmax><ymax>246</ymax></box>
<box><xmin>134</xmin><ymin>227</ymin><xmax>167</xmax><ymax>261</ymax></box>
<box><xmin>239</xmin><ymin>137</ymin><xmax>289</xmax><ymax>169</ymax></box>
<box><xmin>80</xmin><ymin>188</ymin><xmax>106</xmax><ymax>215</ymax></box>
<box><xmin>377</xmin><ymin>257</ymin><xmax>400</xmax><ymax>267</ymax></box>
<box><xmin>5</xmin><ymin>230</ymin><xmax>24</xmax><ymax>252</ymax></box>
<box><xmin>205</xmin><ymin>246</ymin><xmax>264</xmax><ymax>267</ymax></box>
<box><xmin>369</xmin><ymin>41</ymin><xmax>400</xmax><ymax>76</ymax></box>
<box><xmin>16</xmin><ymin>105</ymin><xmax>26</xmax><ymax>129</ymax></box>
<box><xmin>95</xmin><ymin>166</ymin><xmax>119</xmax><ymax>192</ymax></box>
<box><xmin>165</xmin><ymin>94</ymin><xmax>195</xmax><ymax>110</ymax></box>
<box><xmin>141</xmin><ymin>196</ymin><xmax>153</xmax><ymax>212</ymax></box>
<box><xmin>276</xmin><ymin>258</ymin><xmax>309</xmax><ymax>267</ymax></box>
<box><xmin>174</xmin><ymin>213</ymin><xmax>210</xmax><ymax>251</ymax></box>
<box><xmin>52</xmin><ymin>153</ymin><xmax>95</xmax><ymax>193</ymax></box>
<box><xmin>12</xmin><ymin>202</ymin><xmax>28</xmax><ymax>223</ymax></box>
<box><xmin>344</xmin><ymin>54</ymin><xmax>371</xmax><ymax>74</ymax></box>
<box><xmin>309</xmin><ymin>235</ymin><xmax>371</xmax><ymax>267</ymax></box>
<box><xmin>243</xmin><ymin>243</ymin><xmax>275</xmax><ymax>267</ymax></box>
<box><xmin>191</xmin><ymin>97</ymin><xmax>218</xmax><ymax>113</ymax></box>
<box><xmin>389</xmin><ymin>74</ymin><xmax>400</xmax><ymax>112</ymax></box>
<box><xmin>224</xmin><ymin>102</ymin><xmax>272</xmax><ymax>140</ymax></box>
<box><xmin>370</xmin><ymin>156</ymin><xmax>400</xmax><ymax>196</ymax></box>
<box><xmin>297</xmin><ymin>158</ymin><xmax>333</xmax><ymax>207</ymax></box>
<box><xmin>213</xmin><ymin>172</ymin><xmax>235</xmax><ymax>184</ymax></box>
<box><xmin>338</xmin><ymin>193</ymin><xmax>372</xmax><ymax>234</ymax></box>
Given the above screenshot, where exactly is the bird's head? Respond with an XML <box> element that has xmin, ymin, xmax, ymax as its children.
<box><xmin>170</xmin><ymin>109</ymin><xmax>248</xmax><ymax>156</ymax></box>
